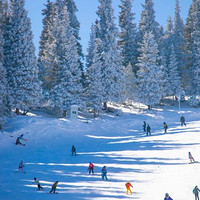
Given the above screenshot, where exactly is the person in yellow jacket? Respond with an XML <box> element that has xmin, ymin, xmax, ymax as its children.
<box><xmin>163</xmin><ymin>122</ymin><xmax>168</xmax><ymax>133</ymax></box>
<box><xmin>125</xmin><ymin>182</ymin><xmax>133</xmax><ymax>195</ymax></box>
<box><xmin>49</xmin><ymin>181</ymin><xmax>59</xmax><ymax>193</ymax></box>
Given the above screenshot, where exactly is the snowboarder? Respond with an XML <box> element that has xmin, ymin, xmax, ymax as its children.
<box><xmin>164</xmin><ymin>193</ymin><xmax>173</xmax><ymax>200</ymax></box>
<box><xmin>49</xmin><ymin>181</ymin><xmax>59</xmax><ymax>193</ymax></box>
<box><xmin>163</xmin><ymin>122</ymin><xmax>168</xmax><ymax>133</ymax></box>
<box><xmin>71</xmin><ymin>145</ymin><xmax>76</xmax><ymax>156</ymax></box>
<box><xmin>143</xmin><ymin>121</ymin><xmax>146</xmax><ymax>132</ymax></box>
<box><xmin>33</xmin><ymin>177</ymin><xmax>43</xmax><ymax>190</ymax></box>
<box><xmin>180</xmin><ymin>116</ymin><xmax>186</xmax><ymax>126</ymax></box>
<box><xmin>18</xmin><ymin>160</ymin><xmax>24</xmax><ymax>172</ymax></box>
<box><xmin>189</xmin><ymin>152</ymin><xmax>196</xmax><ymax>163</ymax></box>
<box><xmin>193</xmin><ymin>185</ymin><xmax>200</xmax><ymax>200</ymax></box>
<box><xmin>146</xmin><ymin>124</ymin><xmax>151</xmax><ymax>136</ymax></box>
<box><xmin>16</xmin><ymin>134</ymin><xmax>26</xmax><ymax>146</ymax></box>
<box><xmin>101</xmin><ymin>166</ymin><xmax>108</xmax><ymax>180</ymax></box>
<box><xmin>88</xmin><ymin>162</ymin><xmax>94</xmax><ymax>174</ymax></box>
<box><xmin>125</xmin><ymin>182</ymin><xmax>133</xmax><ymax>195</ymax></box>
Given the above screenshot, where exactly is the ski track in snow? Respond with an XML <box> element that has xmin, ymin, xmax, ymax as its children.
<box><xmin>0</xmin><ymin>105</ymin><xmax>200</xmax><ymax>200</ymax></box>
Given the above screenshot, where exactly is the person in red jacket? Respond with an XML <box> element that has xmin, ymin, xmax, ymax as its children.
<box><xmin>125</xmin><ymin>182</ymin><xmax>133</xmax><ymax>195</ymax></box>
<box><xmin>88</xmin><ymin>162</ymin><xmax>94</xmax><ymax>174</ymax></box>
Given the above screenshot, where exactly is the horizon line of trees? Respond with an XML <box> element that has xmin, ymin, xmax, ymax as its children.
<box><xmin>0</xmin><ymin>0</ymin><xmax>200</xmax><ymax>125</ymax></box>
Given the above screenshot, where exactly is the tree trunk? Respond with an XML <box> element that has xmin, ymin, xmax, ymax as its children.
<box><xmin>15</xmin><ymin>108</ymin><xmax>20</xmax><ymax>115</ymax></box>
<box><xmin>22</xmin><ymin>110</ymin><xmax>28</xmax><ymax>115</ymax></box>
<box><xmin>148</xmin><ymin>105</ymin><xmax>152</xmax><ymax>110</ymax></box>
<box><xmin>103</xmin><ymin>102</ymin><xmax>107</xmax><ymax>110</ymax></box>
<box><xmin>94</xmin><ymin>107</ymin><xmax>99</xmax><ymax>118</ymax></box>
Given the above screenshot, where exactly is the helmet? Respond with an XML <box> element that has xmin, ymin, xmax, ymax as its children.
<box><xmin>165</xmin><ymin>193</ymin><xmax>169</xmax><ymax>197</ymax></box>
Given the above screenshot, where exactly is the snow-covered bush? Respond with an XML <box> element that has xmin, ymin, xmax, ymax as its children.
<box><xmin>188</xmin><ymin>96</ymin><xmax>200</xmax><ymax>107</ymax></box>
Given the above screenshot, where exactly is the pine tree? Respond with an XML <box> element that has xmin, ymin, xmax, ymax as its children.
<box><xmin>173</xmin><ymin>0</ymin><xmax>186</xmax><ymax>86</ymax></box>
<box><xmin>185</xmin><ymin>0</ymin><xmax>200</xmax><ymax>96</ymax></box>
<box><xmin>0</xmin><ymin>28</ymin><xmax>11</xmax><ymax>125</ymax></box>
<box><xmin>38</xmin><ymin>1</ymin><xmax>58</xmax><ymax>97</ymax></box>
<box><xmin>118</xmin><ymin>0</ymin><xmax>137</xmax><ymax>74</ymax></box>
<box><xmin>4</xmin><ymin>0</ymin><xmax>41</xmax><ymax>113</ymax></box>
<box><xmin>163</xmin><ymin>16</ymin><xmax>174</xmax><ymax>71</ymax></box>
<box><xmin>86</xmin><ymin>23</ymin><xmax>98</xmax><ymax>69</ymax></box>
<box><xmin>86</xmin><ymin>38</ymin><xmax>104</xmax><ymax>110</ymax></box>
<box><xmin>0</xmin><ymin>0</ymin><xmax>8</xmax><ymax>31</ymax></box>
<box><xmin>168</xmin><ymin>45</ymin><xmax>183</xmax><ymax>97</ymax></box>
<box><xmin>136</xmin><ymin>32</ymin><xmax>164</xmax><ymax>109</ymax></box>
<box><xmin>191</xmin><ymin>33</ymin><xmax>200</xmax><ymax>96</ymax></box>
<box><xmin>62</xmin><ymin>0</ymin><xmax>84</xmax><ymax>80</ymax></box>
<box><xmin>94</xmin><ymin>0</ymin><xmax>125</xmax><ymax>108</ymax></box>
<box><xmin>162</xmin><ymin>16</ymin><xmax>174</xmax><ymax>96</ymax></box>
<box><xmin>137</xmin><ymin>0</ymin><xmax>161</xmax><ymax>46</ymax></box>
<box><xmin>49</xmin><ymin>5</ymin><xmax>83</xmax><ymax>110</ymax></box>
<box><xmin>124</xmin><ymin>62</ymin><xmax>137</xmax><ymax>102</ymax></box>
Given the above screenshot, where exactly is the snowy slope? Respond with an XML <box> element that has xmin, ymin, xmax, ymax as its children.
<box><xmin>0</xmin><ymin>105</ymin><xmax>200</xmax><ymax>200</ymax></box>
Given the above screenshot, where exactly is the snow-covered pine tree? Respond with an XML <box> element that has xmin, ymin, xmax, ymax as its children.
<box><xmin>185</xmin><ymin>0</ymin><xmax>200</xmax><ymax>96</ymax></box>
<box><xmin>163</xmin><ymin>16</ymin><xmax>174</xmax><ymax>72</ymax></box>
<box><xmin>49</xmin><ymin>5</ymin><xmax>83</xmax><ymax>111</ymax></box>
<box><xmin>86</xmin><ymin>23</ymin><xmax>98</xmax><ymax>69</ymax></box>
<box><xmin>62</xmin><ymin>0</ymin><xmax>84</xmax><ymax>80</ymax></box>
<box><xmin>86</xmin><ymin>38</ymin><xmax>104</xmax><ymax>111</ymax></box>
<box><xmin>0</xmin><ymin>28</ymin><xmax>11</xmax><ymax>126</ymax></box>
<box><xmin>118</xmin><ymin>0</ymin><xmax>137</xmax><ymax>74</ymax></box>
<box><xmin>162</xmin><ymin>16</ymin><xmax>174</xmax><ymax>96</ymax></box>
<box><xmin>168</xmin><ymin>45</ymin><xmax>183</xmax><ymax>97</ymax></box>
<box><xmin>136</xmin><ymin>31</ymin><xmax>165</xmax><ymax>109</ymax></box>
<box><xmin>0</xmin><ymin>0</ymin><xmax>8</xmax><ymax>31</ymax></box>
<box><xmin>94</xmin><ymin>0</ymin><xmax>125</xmax><ymax>108</ymax></box>
<box><xmin>124</xmin><ymin>62</ymin><xmax>137</xmax><ymax>102</ymax></box>
<box><xmin>137</xmin><ymin>0</ymin><xmax>161</xmax><ymax>49</ymax></box>
<box><xmin>173</xmin><ymin>0</ymin><xmax>186</xmax><ymax>87</ymax></box>
<box><xmin>38</xmin><ymin>0</ymin><xmax>59</xmax><ymax>99</ymax></box>
<box><xmin>4</xmin><ymin>0</ymin><xmax>41</xmax><ymax>114</ymax></box>
<box><xmin>191</xmin><ymin>31</ymin><xmax>200</xmax><ymax>96</ymax></box>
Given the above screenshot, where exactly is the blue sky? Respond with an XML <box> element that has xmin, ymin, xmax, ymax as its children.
<box><xmin>25</xmin><ymin>0</ymin><xmax>192</xmax><ymax>56</ymax></box>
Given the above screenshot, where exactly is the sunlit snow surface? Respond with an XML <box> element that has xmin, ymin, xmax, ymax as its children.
<box><xmin>0</xmin><ymin>105</ymin><xmax>200</xmax><ymax>200</ymax></box>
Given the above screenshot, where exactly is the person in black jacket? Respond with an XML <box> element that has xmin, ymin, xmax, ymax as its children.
<box><xmin>180</xmin><ymin>116</ymin><xmax>186</xmax><ymax>126</ymax></box>
<box><xmin>143</xmin><ymin>121</ymin><xmax>146</xmax><ymax>132</ymax></box>
<box><xmin>146</xmin><ymin>124</ymin><xmax>151</xmax><ymax>136</ymax></box>
<box><xmin>71</xmin><ymin>145</ymin><xmax>76</xmax><ymax>156</ymax></box>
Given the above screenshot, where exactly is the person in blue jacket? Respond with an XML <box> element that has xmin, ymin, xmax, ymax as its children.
<box><xmin>101</xmin><ymin>166</ymin><xmax>108</xmax><ymax>180</ymax></box>
<box><xmin>193</xmin><ymin>185</ymin><xmax>200</xmax><ymax>200</ymax></box>
<box><xmin>164</xmin><ymin>193</ymin><xmax>173</xmax><ymax>200</ymax></box>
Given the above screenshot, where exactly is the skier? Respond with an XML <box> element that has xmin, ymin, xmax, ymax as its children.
<box><xmin>101</xmin><ymin>166</ymin><xmax>108</xmax><ymax>180</ymax></box>
<box><xmin>88</xmin><ymin>162</ymin><xmax>94</xmax><ymax>174</ymax></box>
<box><xmin>143</xmin><ymin>121</ymin><xmax>146</xmax><ymax>132</ymax></box>
<box><xmin>18</xmin><ymin>160</ymin><xmax>24</xmax><ymax>172</ymax></box>
<box><xmin>193</xmin><ymin>185</ymin><xmax>200</xmax><ymax>200</ymax></box>
<box><xmin>180</xmin><ymin>116</ymin><xmax>186</xmax><ymax>126</ymax></box>
<box><xmin>189</xmin><ymin>152</ymin><xmax>196</xmax><ymax>163</ymax></box>
<box><xmin>125</xmin><ymin>182</ymin><xmax>133</xmax><ymax>195</ymax></box>
<box><xmin>146</xmin><ymin>124</ymin><xmax>151</xmax><ymax>136</ymax></box>
<box><xmin>33</xmin><ymin>177</ymin><xmax>43</xmax><ymax>190</ymax></box>
<box><xmin>164</xmin><ymin>193</ymin><xmax>173</xmax><ymax>200</ymax></box>
<box><xmin>71</xmin><ymin>145</ymin><xmax>76</xmax><ymax>156</ymax></box>
<box><xmin>163</xmin><ymin>122</ymin><xmax>168</xmax><ymax>133</ymax></box>
<box><xmin>49</xmin><ymin>181</ymin><xmax>59</xmax><ymax>193</ymax></box>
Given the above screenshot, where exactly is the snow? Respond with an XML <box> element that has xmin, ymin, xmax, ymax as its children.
<box><xmin>0</xmin><ymin>105</ymin><xmax>200</xmax><ymax>200</ymax></box>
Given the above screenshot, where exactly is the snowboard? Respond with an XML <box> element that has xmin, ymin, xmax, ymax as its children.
<box><xmin>48</xmin><ymin>192</ymin><xmax>58</xmax><ymax>194</ymax></box>
<box><xmin>189</xmin><ymin>161</ymin><xmax>199</xmax><ymax>164</ymax></box>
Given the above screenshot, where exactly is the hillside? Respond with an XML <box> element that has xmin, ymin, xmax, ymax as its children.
<box><xmin>0</xmin><ymin>105</ymin><xmax>200</xmax><ymax>200</ymax></box>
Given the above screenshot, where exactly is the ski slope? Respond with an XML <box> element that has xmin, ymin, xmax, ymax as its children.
<box><xmin>0</xmin><ymin>104</ymin><xmax>200</xmax><ymax>200</ymax></box>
